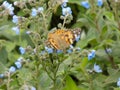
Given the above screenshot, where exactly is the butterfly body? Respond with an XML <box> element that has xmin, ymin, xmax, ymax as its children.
<box><xmin>46</xmin><ymin>28</ymin><xmax>81</xmax><ymax>50</ymax></box>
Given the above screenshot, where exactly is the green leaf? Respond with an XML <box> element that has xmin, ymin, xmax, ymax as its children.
<box><xmin>0</xmin><ymin>47</ymin><xmax>8</xmax><ymax>64</ymax></box>
<box><xmin>69</xmin><ymin>0</ymin><xmax>83</xmax><ymax>4</ymax></box>
<box><xmin>77</xmin><ymin>28</ymin><xmax>96</xmax><ymax>48</ymax></box>
<box><xmin>81</xmin><ymin>57</ymin><xmax>88</xmax><ymax>69</ymax></box>
<box><xmin>103</xmin><ymin>68</ymin><xmax>120</xmax><ymax>86</ymax></box>
<box><xmin>3</xmin><ymin>41</ymin><xmax>16</xmax><ymax>52</ymax></box>
<box><xmin>103</xmin><ymin>11</ymin><xmax>114</xmax><ymax>21</ymax></box>
<box><xmin>0</xmin><ymin>62</ymin><xmax>6</xmax><ymax>73</ymax></box>
<box><xmin>63</xmin><ymin>76</ymin><xmax>79</xmax><ymax>90</ymax></box>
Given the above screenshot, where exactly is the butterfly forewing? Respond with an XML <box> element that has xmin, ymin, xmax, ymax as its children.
<box><xmin>46</xmin><ymin>28</ymin><xmax>81</xmax><ymax>50</ymax></box>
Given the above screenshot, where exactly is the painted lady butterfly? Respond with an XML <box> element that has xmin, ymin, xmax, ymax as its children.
<box><xmin>46</xmin><ymin>28</ymin><xmax>81</xmax><ymax>50</ymax></box>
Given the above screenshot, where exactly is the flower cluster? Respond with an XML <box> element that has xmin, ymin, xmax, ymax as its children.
<box><xmin>2</xmin><ymin>1</ymin><xmax>14</xmax><ymax>15</ymax></box>
<box><xmin>61</xmin><ymin>0</ymin><xmax>72</xmax><ymax>16</ymax></box>
<box><xmin>81</xmin><ymin>0</ymin><xmax>103</xmax><ymax>9</ymax></box>
<box><xmin>0</xmin><ymin>57</ymin><xmax>23</xmax><ymax>78</ymax></box>
<box><xmin>45</xmin><ymin>46</ymin><xmax>54</xmax><ymax>54</ymax></box>
<box><xmin>9</xmin><ymin>57</ymin><xmax>23</xmax><ymax>73</ymax></box>
<box><xmin>31</xmin><ymin>7</ymin><xmax>44</xmax><ymax>17</ymax></box>
<box><xmin>11</xmin><ymin>15</ymin><xmax>21</xmax><ymax>34</ymax></box>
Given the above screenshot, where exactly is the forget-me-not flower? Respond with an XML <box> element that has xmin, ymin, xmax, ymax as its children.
<box><xmin>12</xmin><ymin>15</ymin><xmax>19</xmax><ymax>24</ymax></box>
<box><xmin>97</xmin><ymin>0</ymin><xmax>103</xmax><ymax>7</ymax></box>
<box><xmin>81</xmin><ymin>1</ymin><xmax>90</xmax><ymax>9</ymax></box>
<box><xmin>31</xmin><ymin>86</ymin><xmax>36</xmax><ymax>90</ymax></box>
<box><xmin>61</xmin><ymin>2</ymin><xmax>67</xmax><ymax>8</ymax></box>
<box><xmin>9</xmin><ymin>66</ymin><xmax>16</xmax><ymax>73</ymax></box>
<box><xmin>31</xmin><ymin>8</ymin><xmax>37</xmax><ymax>17</ymax></box>
<box><xmin>75</xmin><ymin>35</ymin><xmax>80</xmax><ymax>42</ymax></box>
<box><xmin>2</xmin><ymin>1</ymin><xmax>14</xmax><ymax>15</ymax></box>
<box><xmin>117</xmin><ymin>78</ymin><xmax>120</xmax><ymax>87</ymax></box>
<box><xmin>62</xmin><ymin>7</ymin><xmax>72</xmax><ymax>16</ymax></box>
<box><xmin>17</xmin><ymin>57</ymin><xmax>23</xmax><ymax>62</ymax></box>
<box><xmin>57</xmin><ymin>50</ymin><xmax>63</xmax><ymax>54</ymax></box>
<box><xmin>12</xmin><ymin>26</ymin><xmax>20</xmax><ymax>34</ymax></box>
<box><xmin>38</xmin><ymin>7</ymin><xmax>44</xmax><ymax>13</ymax></box>
<box><xmin>0</xmin><ymin>74</ymin><xmax>4</xmax><ymax>78</ymax></box>
<box><xmin>67</xmin><ymin>49</ymin><xmax>73</xmax><ymax>53</ymax></box>
<box><xmin>19</xmin><ymin>47</ymin><xmax>26</xmax><ymax>54</ymax></box>
<box><xmin>15</xmin><ymin>61</ymin><xmax>22</xmax><ymax>69</ymax></box>
<box><xmin>106</xmin><ymin>48</ymin><xmax>112</xmax><ymax>53</ymax></box>
<box><xmin>45</xmin><ymin>46</ymin><xmax>53</xmax><ymax>54</ymax></box>
<box><xmin>93</xmin><ymin>63</ymin><xmax>102</xmax><ymax>73</ymax></box>
<box><xmin>88</xmin><ymin>50</ymin><xmax>96</xmax><ymax>60</ymax></box>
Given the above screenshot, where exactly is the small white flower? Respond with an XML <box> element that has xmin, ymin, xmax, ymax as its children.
<box><xmin>17</xmin><ymin>57</ymin><xmax>23</xmax><ymax>62</ymax></box>
<box><xmin>12</xmin><ymin>15</ymin><xmax>19</xmax><ymax>24</ymax></box>
<box><xmin>9</xmin><ymin>66</ymin><xmax>16</xmax><ymax>73</ymax></box>
<box><xmin>12</xmin><ymin>26</ymin><xmax>20</xmax><ymax>34</ymax></box>
<box><xmin>62</xmin><ymin>0</ymin><xmax>68</xmax><ymax>3</ymax></box>
<box><xmin>31</xmin><ymin>86</ymin><xmax>36</xmax><ymax>90</ymax></box>
<box><xmin>117</xmin><ymin>78</ymin><xmax>120</xmax><ymax>87</ymax></box>
<box><xmin>38</xmin><ymin>7</ymin><xmax>44</xmax><ymax>13</ymax></box>
<box><xmin>15</xmin><ymin>61</ymin><xmax>22</xmax><ymax>69</ymax></box>
<box><xmin>2</xmin><ymin>1</ymin><xmax>14</xmax><ymax>15</ymax></box>
<box><xmin>93</xmin><ymin>64</ymin><xmax>102</xmax><ymax>73</ymax></box>
<box><xmin>62</xmin><ymin>7</ymin><xmax>72</xmax><ymax>16</ymax></box>
<box><xmin>31</xmin><ymin>8</ymin><xmax>37</xmax><ymax>17</ymax></box>
<box><xmin>19</xmin><ymin>47</ymin><xmax>26</xmax><ymax>54</ymax></box>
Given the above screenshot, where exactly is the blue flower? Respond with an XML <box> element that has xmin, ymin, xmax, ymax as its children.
<box><xmin>31</xmin><ymin>86</ymin><xmax>36</xmax><ymax>90</ymax></box>
<box><xmin>26</xmin><ymin>31</ymin><xmax>31</xmax><ymax>34</ymax></box>
<box><xmin>70</xmin><ymin>45</ymin><xmax>74</xmax><ymax>49</ymax></box>
<box><xmin>75</xmin><ymin>35</ymin><xmax>80</xmax><ymax>42</ymax></box>
<box><xmin>15</xmin><ymin>61</ymin><xmax>22</xmax><ymax>69</ymax></box>
<box><xmin>17</xmin><ymin>57</ymin><xmax>23</xmax><ymax>62</ymax></box>
<box><xmin>31</xmin><ymin>8</ymin><xmax>37</xmax><ymax>17</ymax></box>
<box><xmin>97</xmin><ymin>0</ymin><xmax>103</xmax><ymax>7</ymax></box>
<box><xmin>12</xmin><ymin>26</ymin><xmax>20</xmax><ymax>34</ymax></box>
<box><xmin>61</xmin><ymin>2</ymin><xmax>67</xmax><ymax>8</ymax></box>
<box><xmin>81</xmin><ymin>1</ymin><xmax>90</xmax><ymax>9</ymax></box>
<box><xmin>91</xmin><ymin>50</ymin><xmax>95</xmax><ymax>57</ymax></box>
<box><xmin>19</xmin><ymin>47</ymin><xmax>25</xmax><ymax>55</ymax></box>
<box><xmin>93</xmin><ymin>63</ymin><xmax>102</xmax><ymax>73</ymax></box>
<box><xmin>88</xmin><ymin>53</ymin><xmax>93</xmax><ymax>60</ymax></box>
<box><xmin>9</xmin><ymin>66</ymin><xmax>16</xmax><ymax>73</ymax></box>
<box><xmin>67</xmin><ymin>49</ymin><xmax>73</xmax><ymax>53</ymax></box>
<box><xmin>38</xmin><ymin>7</ymin><xmax>44</xmax><ymax>13</ymax></box>
<box><xmin>75</xmin><ymin>47</ymin><xmax>81</xmax><ymax>51</ymax></box>
<box><xmin>2</xmin><ymin>1</ymin><xmax>10</xmax><ymax>8</ymax></box>
<box><xmin>62</xmin><ymin>7</ymin><xmax>72</xmax><ymax>16</ymax></box>
<box><xmin>45</xmin><ymin>47</ymin><xmax>53</xmax><ymax>54</ymax></box>
<box><xmin>117</xmin><ymin>78</ymin><xmax>120</xmax><ymax>87</ymax></box>
<box><xmin>106</xmin><ymin>48</ymin><xmax>112</xmax><ymax>53</ymax></box>
<box><xmin>12</xmin><ymin>15</ymin><xmax>19</xmax><ymax>24</ymax></box>
<box><xmin>62</xmin><ymin>0</ymin><xmax>68</xmax><ymax>2</ymax></box>
<box><xmin>2</xmin><ymin>1</ymin><xmax>14</xmax><ymax>15</ymax></box>
<box><xmin>40</xmin><ymin>51</ymin><xmax>46</xmax><ymax>55</ymax></box>
<box><xmin>0</xmin><ymin>74</ymin><xmax>4</xmax><ymax>78</ymax></box>
<box><xmin>57</xmin><ymin>50</ymin><xmax>63</xmax><ymax>54</ymax></box>
<box><xmin>88</xmin><ymin>50</ymin><xmax>95</xmax><ymax>60</ymax></box>
<box><xmin>7</xmin><ymin>4</ymin><xmax>14</xmax><ymax>15</ymax></box>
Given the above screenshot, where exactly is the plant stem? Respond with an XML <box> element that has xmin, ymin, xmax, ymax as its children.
<box><xmin>7</xmin><ymin>72</ymin><xmax>11</xmax><ymax>90</ymax></box>
<box><xmin>104</xmin><ymin>46</ymin><xmax>118</xmax><ymax>69</ymax></box>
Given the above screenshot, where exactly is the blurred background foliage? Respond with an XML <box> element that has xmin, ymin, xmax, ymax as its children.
<box><xmin>0</xmin><ymin>0</ymin><xmax>120</xmax><ymax>90</ymax></box>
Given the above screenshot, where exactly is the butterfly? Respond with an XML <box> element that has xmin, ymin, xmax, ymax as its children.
<box><xmin>45</xmin><ymin>28</ymin><xmax>81</xmax><ymax>50</ymax></box>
